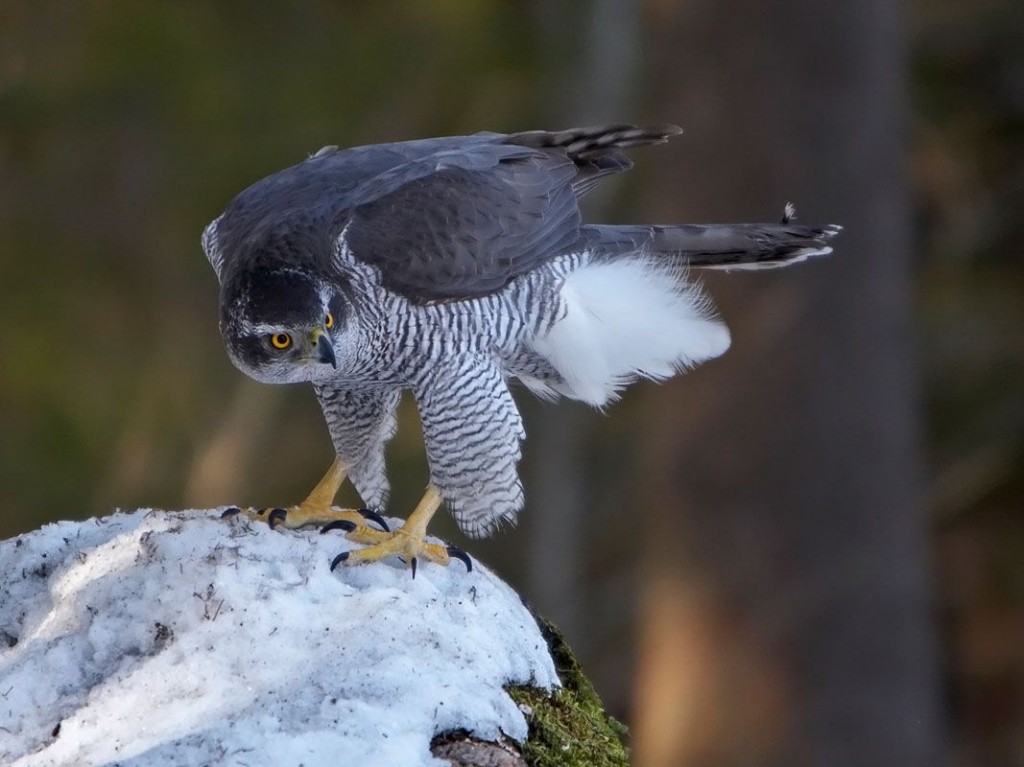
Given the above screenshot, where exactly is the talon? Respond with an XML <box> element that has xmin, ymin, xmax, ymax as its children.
<box><xmin>220</xmin><ymin>507</ymin><xmax>241</xmax><ymax>519</ymax></box>
<box><xmin>333</xmin><ymin>486</ymin><xmax>469</xmax><ymax>572</ymax></box>
<box><xmin>267</xmin><ymin>508</ymin><xmax>287</xmax><ymax>529</ymax></box>
<box><xmin>330</xmin><ymin>551</ymin><xmax>350</xmax><ymax>571</ymax></box>
<box><xmin>357</xmin><ymin>508</ymin><xmax>390</xmax><ymax>533</ymax></box>
<box><xmin>320</xmin><ymin>519</ymin><xmax>357</xmax><ymax>535</ymax></box>
<box><xmin>446</xmin><ymin>545</ymin><xmax>473</xmax><ymax>573</ymax></box>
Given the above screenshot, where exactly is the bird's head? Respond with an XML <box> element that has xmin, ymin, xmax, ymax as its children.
<box><xmin>220</xmin><ymin>266</ymin><xmax>346</xmax><ymax>385</ymax></box>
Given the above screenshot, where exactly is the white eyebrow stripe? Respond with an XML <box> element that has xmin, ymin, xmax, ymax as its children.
<box><xmin>238</xmin><ymin>320</ymin><xmax>289</xmax><ymax>335</ymax></box>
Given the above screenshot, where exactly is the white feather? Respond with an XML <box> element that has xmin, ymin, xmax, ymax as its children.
<box><xmin>697</xmin><ymin>244</ymin><xmax>834</xmax><ymax>271</ymax></box>
<box><xmin>531</xmin><ymin>256</ymin><xmax>730</xmax><ymax>407</ymax></box>
<box><xmin>201</xmin><ymin>215</ymin><xmax>225</xmax><ymax>281</ymax></box>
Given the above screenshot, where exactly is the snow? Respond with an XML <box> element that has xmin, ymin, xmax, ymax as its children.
<box><xmin>0</xmin><ymin>509</ymin><xmax>558</xmax><ymax>766</ymax></box>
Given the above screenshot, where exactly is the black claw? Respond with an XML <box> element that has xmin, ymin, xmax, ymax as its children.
<box><xmin>330</xmin><ymin>551</ymin><xmax>350</xmax><ymax>572</ymax></box>
<box><xmin>356</xmin><ymin>508</ymin><xmax>390</xmax><ymax>533</ymax></box>
<box><xmin>220</xmin><ymin>507</ymin><xmax>241</xmax><ymax>519</ymax></box>
<box><xmin>320</xmin><ymin>519</ymin><xmax>357</xmax><ymax>535</ymax></box>
<box><xmin>267</xmin><ymin>508</ymin><xmax>287</xmax><ymax>530</ymax></box>
<box><xmin>447</xmin><ymin>546</ymin><xmax>473</xmax><ymax>573</ymax></box>
<box><xmin>411</xmin><ymin>557</ymin><xmax>418</xmax><ymax>579</ymax></box>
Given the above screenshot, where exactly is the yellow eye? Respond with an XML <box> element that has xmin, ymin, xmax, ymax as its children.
<box><xmin>324</xmin><ymin>312</ymin><xmax>334</xmax><ymax>329</ymax></box>
<box><xmin>270</xmin><ymin>333</ymin><xmax>292</xmax><ymax>350</ymax></box>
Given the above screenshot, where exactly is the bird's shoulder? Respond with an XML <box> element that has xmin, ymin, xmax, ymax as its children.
<box><xmin>204</xmin><ymin>133</ymin><xmax>543</xmax><ymax>283</ymax></box>
<box><xmin>203</xmin><ymin>125</ymin><xmax>680</xmax><ymax>293</ymax></box>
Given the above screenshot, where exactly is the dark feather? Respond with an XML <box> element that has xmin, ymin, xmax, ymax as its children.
<box><xmin>582</xmin><ymin>221</ymin><xmax>842</xmax><ymax>269</ymax></box>
<box><xmin>208</xmin><ymin>125</ymin><xmax>682</xmax><ymax>302</ymax></box>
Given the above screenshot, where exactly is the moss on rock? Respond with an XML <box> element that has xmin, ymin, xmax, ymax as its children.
<box><xmin>506</xmin><ymin>615</ymin><xmax>629</xmax><ymax>767</ymax></box>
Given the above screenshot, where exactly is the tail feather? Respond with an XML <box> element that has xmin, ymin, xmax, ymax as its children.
<box><xmin>507</xmin><ymin>124</ymin><xmax>684</xmax><ymax>197</ymax></box>
<box><xmin>584</xmin><ymin>219</ymin><xmax>842</xmax><ymax>270</ymax></box>
<box><xmin>506</xmin><ymin>123</ymin><xmax>682</xmax><ymax>158</ymax></box>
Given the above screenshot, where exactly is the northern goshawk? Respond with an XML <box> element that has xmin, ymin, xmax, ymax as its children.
<box><xmin>203</xmin><ymin>124</ymin><xmax>840</xmax><ymax>574</ymax></box>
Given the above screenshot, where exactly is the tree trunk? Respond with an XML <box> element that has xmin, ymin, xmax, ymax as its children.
<box><xmin>631</xmin><ymin>2</ymin><xmax>943</xmax><ymax>765</ymax></box>
<box><xmin>522</xmin><ymin>0</ymin><xmax>643</xmax><ymax>694</ymax></box>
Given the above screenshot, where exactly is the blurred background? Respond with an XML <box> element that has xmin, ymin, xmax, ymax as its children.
<box><xmin>1</xmin><ymin>1</ymin><xmax>1021</xmax><ymax>765</ymax></box>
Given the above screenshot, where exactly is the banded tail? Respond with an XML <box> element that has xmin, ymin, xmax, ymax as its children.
<box><xmin>584</xmin><ymin>206</ymin><xmax>842</xmax><ymax>270</ymax></box>
<box><xmin>507</xmin><ymin>123</ymin><xmax>684</xmax><ymax>196</ymax></box>
<box><xmin>507</xmin><ymin>125</ymin><xmax>840</xmax><ymax>268</ymax></box>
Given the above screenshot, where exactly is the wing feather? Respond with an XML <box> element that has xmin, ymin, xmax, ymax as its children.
<box><xmin>344</xmin><ymin>150</ymin><xmax>581</xmax><ymax>301</ymax></box>
<box><xmin>206</xmin><ymin>125</ymin><xmax>681</xmax><ymax>300</ymax></box>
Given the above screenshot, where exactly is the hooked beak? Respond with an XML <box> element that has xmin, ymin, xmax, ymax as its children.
<box><xmin>309</xmin><ymin>328</ymin><xmax>337</xmax><ymax>369</ymax></box>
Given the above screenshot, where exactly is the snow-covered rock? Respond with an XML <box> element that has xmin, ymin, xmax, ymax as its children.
<box><xmin>0</xmin><ymin>510</ymin><xmax>558</xmax><ymax>767</ymax></box>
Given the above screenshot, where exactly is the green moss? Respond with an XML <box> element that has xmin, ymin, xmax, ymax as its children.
<box><xmin>506</xmin><ymin>616</ymin><xmax>629</xmax><ymax>767</ymax></box>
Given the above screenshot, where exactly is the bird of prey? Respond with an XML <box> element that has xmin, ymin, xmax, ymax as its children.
<box><xmin>203</xmin><ymin>124</ymin><xmax>840</xmax><ymax>574</ymax></box>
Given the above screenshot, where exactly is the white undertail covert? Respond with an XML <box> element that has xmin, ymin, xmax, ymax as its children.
<box><xmin>530</xmin><ymin>254</ymin><xmax>731</xmax><ymax>407</ymax></box>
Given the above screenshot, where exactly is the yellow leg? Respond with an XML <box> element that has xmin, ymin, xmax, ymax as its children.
<box><xmin>330</xmin><ymin>484</ymin><xmax>471</xmax><ymax>575</ymax></box>
<box><xmin>221</xmin><ymin>458</ymin><xmax>390</xmax><ymax>542</ymax></box>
